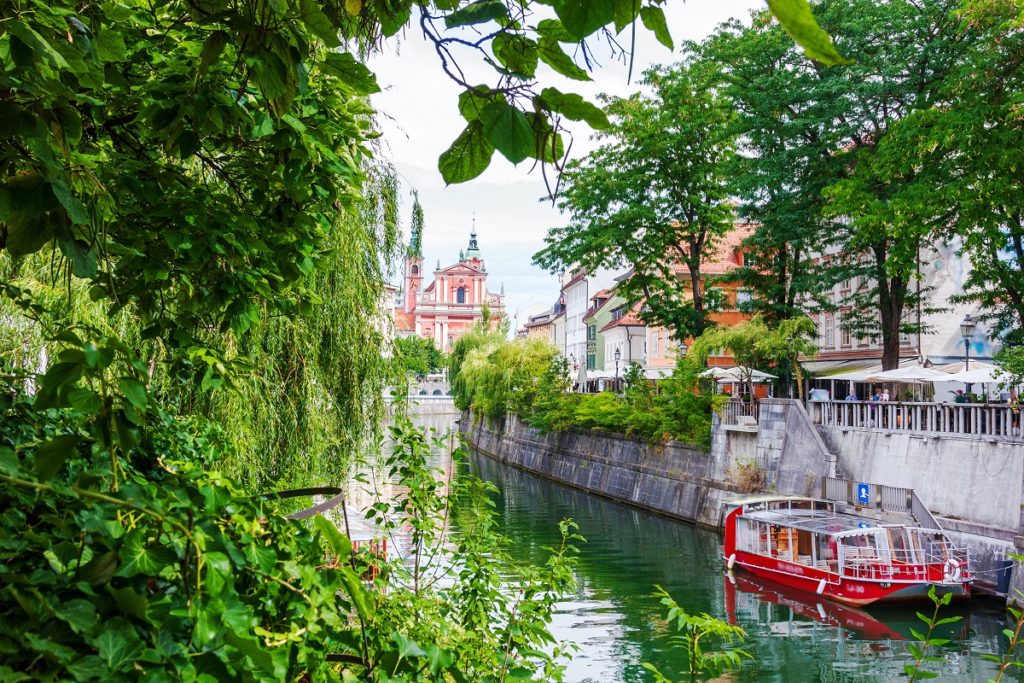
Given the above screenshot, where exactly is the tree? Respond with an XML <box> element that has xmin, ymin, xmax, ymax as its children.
<box><xmin>813</xmin><ymin>0</ymin><xmax>977</xmax><ymax>369</ymax></box>
<box><xmin>534</xmin><ymin>53</ymin><xmax>738</xmax><ymax>340</ymax></box>
<box><xmin>705</xmin><ymin>0</ymin><xmax>977</xmax><ymax>368</ymax></box>
<box><xmin>704</xmin><ymin>19</ymin><xmax>846</xmax><ymax>323</ymax></box>
<box><xmin>879</xmin><ymin>4</ymin><xmax>1024</xmax><ymax>344</ymax></box>
<box><xmin>395</xmin><ymin>335</ymin><xmax>446</xmax><ymax>376</ymax></box>
<box><xmin>690</xmin><ymin>315</ymin><xmax>817</xmax><ymax>399</ymax></box>
<box><xmin>751</xmin><ymin>315</ymin><xmax>819</xmax><ymax>400</ymax></box>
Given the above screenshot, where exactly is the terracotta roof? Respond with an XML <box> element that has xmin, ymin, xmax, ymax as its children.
<box><xmin>590</xmin><ymin>289</ymin><xmax>611</xmax><ymax>301</ymax></box>
<box><xmin>585</xmin><ymin>293</ymin><xmax>620</xmax><ymax>320</ymax></box>
<box><xmin>672</xmin><ymin>223</ymin><xmax>755</xmax><ymax>277</ymax></box>
<box><xmin>600</xmin><ymin>303</ymin><xmax>645</xmax><ymax>332</ymax></box>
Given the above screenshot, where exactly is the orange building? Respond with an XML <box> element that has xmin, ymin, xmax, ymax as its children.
<box><xmin>642</xmin><ymin>223</ymin><xmax>756</xmax><ymax>375</ymax></box>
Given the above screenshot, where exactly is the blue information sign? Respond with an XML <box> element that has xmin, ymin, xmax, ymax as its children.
<box><xmin>856</xmin><ymin>483</ymin><xmax>870</xmax><ymax>505</ymax></box>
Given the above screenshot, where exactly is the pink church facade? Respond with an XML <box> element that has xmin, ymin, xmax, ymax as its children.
<box><xmin>396</xmin><ymin>228</ymin><xmax>505</xmax><ymax>352</ymax></box>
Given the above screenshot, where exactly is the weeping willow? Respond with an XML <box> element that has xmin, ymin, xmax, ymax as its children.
<box><xmin>0</xmin><ymin>163</ymin><xmax>402</xmax><ymax>489</ymax></box>
<box><xmin>179</xmin><ymin>165</ymin><xmax>402</xmax><ymax>488</ymax></box>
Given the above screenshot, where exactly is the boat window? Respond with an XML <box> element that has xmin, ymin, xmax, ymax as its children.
<box><xmin>886</xmin><ymin>527</ymin><xmax>916</xmax><ymax>564</ymax></box>
<box><xmin>838</xmin><ymin>531</ymin><xmax>885</xmax><ymax>561</ymax></box>
<box><xmin>736</xmin><ymin>517</ymin><xmax>762</xmax><ymax>553</ymax></box>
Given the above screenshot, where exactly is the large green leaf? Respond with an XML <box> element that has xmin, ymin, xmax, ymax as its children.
<box><xmin>34</xmin><ymin>434</ymin><xmax>80</xmax><ymax>481</ymax></box>
<box><xmin>5</xmin><ymin>213</ymin><xmax>55</xmax><ymax>257</ymax></box>
<box><xmin>537</xmin><ymin>88</ymin><xmax>611</xmax><ymax>130</ymax></box>
<box><xmin>321</xmin><ymin>53</ymin><xmax>381</xmax><ymax>95</ymax></box>
<box><xmin>93</xmin><ymin>31</ymin><xmax>127</xmax><ymax>62</ymax></box>
<box><xmin>299</xmin><ymin>0</ymin><xmax>341</xmax><ymax>47</ymax></box>
<box><xmin>444</xmin><ymin>0</ymin><xmax>508</xmax><ymax>27</ymax></box>
<box><xmin>6</xmin><ymin>20</ymin><xmax>69</xmax><ymax>69</ymax></box>
<box><xmin>458</xmin><ymin>86</ymin><xmax>503</xmax><ymax>122</ymax></box>
<box><xmin>116</xmin><ymin>531</ymin><xmax>170</xmax><ymax>577</ymax></box>
<box><xmin>198</xmin><ymin>31</ymin><xmax>229</xmax><ymax>75</ymax></box>
<box><xmin>118</xmin><ymin>377</ymin><xmax>148</xmax><ymax>410</ymax></box>
<box><xmin>639</xmin><ymin>7</ymin><xmax>673</xmax><ymax>50</ymax></box>
<box><xmin>313</xmin><ymin>515</ymin><xmax>352</xmax><ymax>558</ymax></box>
<box><xmin>492</xmin><ymin>34</ymin><xmax>538</xmax><ymax>79</ymax></box>
<box><xmin>481</xmin><ymin>102</ymin><xmax>534</xmax><ymax>164</ymax></box>
<box><xmin>51</xmin><ymin>181</ymin><xmax>90</xmax><ymax>225</ymax></box>
<box><xmin>767</xmin><ymin>0</ymin><xmax>851</xmax><ymax>65</ymax></box>
<box><xmin>537</xmin><ymin>37</ymin><xmax>591</xmax><ymax>81</ymax></box>
<box><xmin>553</xmin><ymin>0</ymin><xmax>615</xmax><ymax>40</ymax></box>
<box><xmin>91</xmin><ymin>618</ymin><xmax>145</xmax><ymax>672</ymax></box>
<box><xmin>438</xmin><ymin>121</ymin><xmax>495</xmax><ymax>184</ymax></box>
<box><xmin>535</xmin><ymin>18</ymin><xmax>575</xmax><ymax>42</ymax></box>
<box><xmin>57</xmin><ymin>235</ymin><xmax>98</xmax><ymax>279</ymax></box>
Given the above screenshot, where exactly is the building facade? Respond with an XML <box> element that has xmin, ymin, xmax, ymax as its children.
<box><xmin>395</xmin><ymin>226</ymin><xmax>505</xmax><ymax>352</ymax></box>
<box><xmin>803</xmin><ymin>238</ymin><xmax>996</xmax><ymax>373</ymax></box>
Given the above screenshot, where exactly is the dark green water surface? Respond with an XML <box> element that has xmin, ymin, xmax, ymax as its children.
<box><xmin>458</xmin><ymin>440</ymin><xmax>1021</xmax><ymax>682</ymax></box>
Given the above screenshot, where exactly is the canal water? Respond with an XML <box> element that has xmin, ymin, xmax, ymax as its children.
<box><xmin>412</xmin><ymin>413</ymin><xmax>1022</xmax><ymax>682</ymax></box>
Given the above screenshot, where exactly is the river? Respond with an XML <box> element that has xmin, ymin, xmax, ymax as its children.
<box><xmin>409</xmin><ymin>411</ymin><xmax>1022</xmax><ymax>682</ymax></box>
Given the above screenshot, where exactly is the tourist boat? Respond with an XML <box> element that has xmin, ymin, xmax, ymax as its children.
<box><xmin>723</xmin><ymin>496</ymin><xmax>972</xmax><ymax>606</ymax></box>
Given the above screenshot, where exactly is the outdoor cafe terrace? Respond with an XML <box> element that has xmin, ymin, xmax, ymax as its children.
<box><xmin>719</xmin><ymin>362</ymin><xmax>1023</xmax><ymax>443</ymax></box>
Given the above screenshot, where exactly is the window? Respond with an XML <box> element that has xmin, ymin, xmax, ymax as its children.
<box><xmin>587</xmin><ymin>353</ymin><xmax>596</xmax><ymax>370</ymax></box>
<box><xmin>736</xmin><ymin>290</ymin><xmax>752</xmax><ymax>307</ymax></box>
<box><xmin>652</xmin><ymin>334</ymin><xmax>660</xmax><ymax>358</ymax></box>
<box><xmin>841</xmin><ymin>324</ymin><xmax>851</xmax><ymax>347</ymax></box>
<box><xmin>587</xmin><ymin>324</ymin><xmax>596</xmax><ymax>341</ymax></box>
<box><xmin>457</xmin><ymin>287</ymin><xmax>465</xmax><ymax>303</ymax></box>
<box><xmin>411</xmin><ymin>265</ymin><xmax>419</xmax><ymax>275</ymax></box>
<box><xmin>825</xmin><ymin>315</ymin><xmax>834</xmax><ymax>348</ymax></box>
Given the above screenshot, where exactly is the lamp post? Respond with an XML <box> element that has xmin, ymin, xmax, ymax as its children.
<box><xmin>960</xmin><ymin>314</ymin><xmax>976</xmax><ymax>371</ymax></box>
<box><xmin>614</xmin><ymin>347</ymin><xmax>621</xmax><ymax>383</ymax></box>
<box><xmin>961</xmin><ymin>314</ymin><xmax>976</xmax><ymax>398</ymax></box>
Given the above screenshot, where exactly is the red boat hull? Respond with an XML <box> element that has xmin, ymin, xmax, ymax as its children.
<box><xmin>727</xmin><ymin>551</ymin><xmax>970</xmax><ymax>607</ymax></box>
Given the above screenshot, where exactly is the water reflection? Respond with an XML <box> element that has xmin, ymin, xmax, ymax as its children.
<box><xmin>406</xmin><ymin>414</ymin><xmax>1022</xmax><ymax>682</ymax></box>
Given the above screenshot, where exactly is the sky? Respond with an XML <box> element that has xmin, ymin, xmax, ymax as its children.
<box><xmin>369</xmin><ymin>0</ymin><xmax>763</xmax><ymax>331</ymax></box>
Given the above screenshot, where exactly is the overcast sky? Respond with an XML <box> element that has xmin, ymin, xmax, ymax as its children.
<box><xmin>369</xmin><ymin>0</ymin><xmax>762</xmax><ymax>329</ymax></box>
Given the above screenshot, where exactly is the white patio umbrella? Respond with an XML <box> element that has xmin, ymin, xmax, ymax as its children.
<box><xmin>944</xmin><ymin>366</ymin><xmax>1003</xmax><ymax>385</ymax></box>
<box><xmin>863</xmin><ymin>366</ymin><xmax>951</xmax><ymax>383</ymax></box>
<box><xmin>703</xmin><ymin>366</ymin><xmax>777</xmax><ymax>381</ymax></box>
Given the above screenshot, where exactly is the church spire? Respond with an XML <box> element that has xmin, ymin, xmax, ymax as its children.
<box><xmin>465</xmin><ymin>219</ymin><xmax>481</xmax><ymax>259</ymax></box>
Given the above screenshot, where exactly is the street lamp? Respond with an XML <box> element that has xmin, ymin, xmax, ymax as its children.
<box><xmin>614</xmin><ymin>347</ymin><xmax>621</xmax><ymax>381</ymax></box>
<box><xmin>960</xmin><ymin>314</ymin><xmax>976</xmax><ymax>371</ymax></box>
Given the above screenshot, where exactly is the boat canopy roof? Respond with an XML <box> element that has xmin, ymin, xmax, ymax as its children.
<box><xmin>742</xmin><ymin>506</ymin><xmax>896</xmax><ymax>537</ymax></box>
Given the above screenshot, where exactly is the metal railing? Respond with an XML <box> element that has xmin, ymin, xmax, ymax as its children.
<box><xmin>811</xmin><ymin>400</ymin><xmax>1024</xmax><ymax>442</ymax></box>
<box><xmin>822</xmin><ymin>476</ymin><xmax>914</xmax><ymax>515</ymax></box>
<box><xmin>837</xmin><ymin>545</ymin><xmax>969</xmax><ymax>584</ymax></box>
<box><xmin>720</xmin><ymin>400</ymin><xmax>760</xmax><ymax>426</ymax></box>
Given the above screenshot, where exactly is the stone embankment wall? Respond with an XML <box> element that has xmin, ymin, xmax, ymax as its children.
<box><xmin>464</xmin><ymin>399</ymin><xmax>1024</xmax><ymax>601</ymax></box>
<box><xmin>462</xmin><ymin>413</ymin><xmax>766</xmax><ymax>530</ymax></box>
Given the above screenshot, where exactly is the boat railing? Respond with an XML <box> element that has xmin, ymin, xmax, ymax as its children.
<box><xmin>838</xmin><ymin>546</ymin><xmax>970</xmax><ymax>583</ymax></box>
